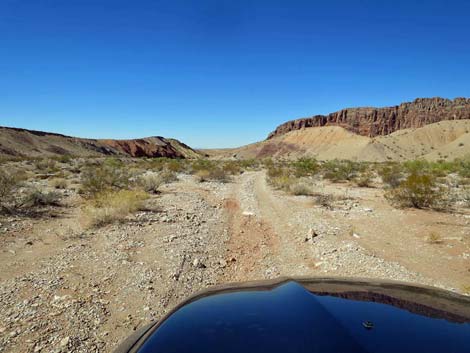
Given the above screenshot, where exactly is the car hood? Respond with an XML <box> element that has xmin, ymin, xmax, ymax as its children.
<box><xmin>115</xmin><ymin>277</ymin><xmax>470</xmax><ymax>353</ymax></box>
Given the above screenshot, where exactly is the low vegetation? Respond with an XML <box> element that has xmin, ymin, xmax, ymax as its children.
<box><xmin>79</xmin><ymin>162</ymin><xmax>130</xmax><ymax>196</ymax></box>
<box><xmin>385</xmin><ymin>172</ymin><xmax>446</xmax><ymax>209</ymax></box>
<box><xmin>0</xmin><ymin>169</ymin><xmax>21</xmax><ymax>212</ymax></box>
<box><xmin>22</xmin><ymin>189</ymin><xmax>61</xmax><ymax>207</ymax></box>
<box><xmin>289</xmin><ymin>182</ymin><xmax>313</xmax><ymax>196</ymax></box>
<box><xmin>322</xmin><ymin>160</ymin><xmax>365</xmax><ymax>182</ymax></box>
<box><xmin>81</xmin><ymin>190</ymin><xmax>149</xmax><ymax>228</ymax></box>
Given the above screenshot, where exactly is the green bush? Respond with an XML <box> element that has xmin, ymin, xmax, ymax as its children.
<box><xmin>385</xmin><ymin>172</ymin><xmax>446</xmax><ymax>209</ymax></box>
<box><xmin>191</xmin><ymin>159</ymin><xmax>215</xmax><ymax>174</ymax></box>
<box><xmin>377</xmin><ymin>164</ymin><xmax>403</xmax><ymax>188</ymax></box>
<box><xmin>80</xmin><ymin>164</ymin><xmax>130</xmax><ymax>196</ymax></box>
<box><xmin>222</xmin><ymin>161</ymin><xmax>242</xmax><ymax>175</ymax></box>
<box><xmin>456</xmin><ymin>156</ymin><xmax>470</xmax><ymax>178</ymax></box>
<box><xmin>292</xmin><ymin>158</ymin><xmax>319</xmax><ymax>177</ymax></box>
<box><xmin>322</xmin><ymin>160</ymin><xmax>365</xmax><ymax>182</ymax></box>
<box><xmin>269</xmin><ymin>175</ymin><xmax>295</xmax><ymax>191</ymax></box>
<box><xmin>166</xmin><ymin>159</ymin><xmax>185</xmax><ymax>173</ymax></box>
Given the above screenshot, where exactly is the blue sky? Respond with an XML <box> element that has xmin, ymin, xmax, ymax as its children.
<box><xmin>1</xmin><ymin>0</ymin><xmax>469</xmax><ymax>148</ymax></box>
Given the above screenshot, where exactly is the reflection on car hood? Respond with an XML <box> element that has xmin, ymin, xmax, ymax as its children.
<box><xmin>115</xmin><ymin>277</ymin><xmax>470</xmax><ymax>353</ymax></box>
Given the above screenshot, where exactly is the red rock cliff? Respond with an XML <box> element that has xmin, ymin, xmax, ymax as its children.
<box><xmin>267</xmin><ymin>97</ymin><xmax>470</xmax><ymax>139</ymax></box>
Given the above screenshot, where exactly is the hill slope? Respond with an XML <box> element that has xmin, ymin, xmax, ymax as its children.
<box><xmin>0</xmin><ymin>126</ymin><xmax>199</xmax><ymax>159</ymax></box>
<box><xmin>222</xmin><ymin>120</ymin><xmax>470</xmax><ymax>161</ymax></box>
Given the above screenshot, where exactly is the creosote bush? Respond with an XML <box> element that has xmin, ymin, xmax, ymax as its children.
<box><xmin>0</xmin><ymin>169</ymin><xmax>21</xmax><ymax>211</ymax></box>
<box><xmin>82</xmin><ymin>190</ymin><xmax>148</xmax><ymax>228</ymax></box>
<box><xmin>378</xmin><ymin>164</ymin><xmax>403</xmax><ymax>188</ymax></box>
<box><xmin>385</xmin><ymin>172</ymin><xmax>446</xmax><ymax>209</ymax></box>
<box><xmin>292</xmin><ymin>158</ymin><xmax>319</xmax><ymax>177</ymax></box>
<box><xmin>322</xmin><ymin>160</ymin><xmax>365</xmax><ymax>182</ymax></box>
<box><xmin>80</xmin><ymin>163</ymin><xmax>130</xmax><ymax>196</ymax></box>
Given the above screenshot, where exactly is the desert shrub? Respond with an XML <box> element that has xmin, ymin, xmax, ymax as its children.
<box><xmin>378</xmin><ymin>164</ymin><xmax>403</xmax><ymax>188</ymax></box>
<box><xmin>222</xmin><ymin>161</ymin><xmax>242</xmax><ymax>175</ymax></box>
<box><xmin>289</xmin><ymin>182</ymin><xmax>313</xmax><ymax>196</ymax></box>
<box><xmin>191</xmin><ymin>159</ymin><xmax>215</xmax><ymax>174</ymax></box>
<box><xmin>426</xmin><ymin>232</ymin><xmax>443</xmax><ymax>244</ymax></box>
<box><xmin>0</xmin><ymin>169</ymin><xmax>21</xmax><ymax>210</ymax></box>
<box><xmin>355</xmin><ymin>171</ymin><xmax>374</xmax><ymax>187</ymax></box>
<box><xmin>82</xmin><ymin>190</ymin><xmax>148</xmax><ymax>228</ymax></box>
<box><xmin>322</xmin><ymin>160</ymin><xmax>364</xmax><ymax>182</ymax></box>
<box><xmin>313</xmin><ymin>193</ymin><xmax>334</xmax><ymax>209</ymax></box>
<box><xmin>266</xmin><ymin>164</ymin><xmax>289</xmax><ymax>178</ymax></box>
<box><xmin>50</xmin><ymin>178</ymin><xmax>68</xmax><ymax>189</ymax></box>
<box><xmin>385</xmin><ymin>172</ymin><xmax>446</xmax><ymax>209</ymax></box>
<box><xmin>238</xmin><ymin>159</ymin><xmax>260</xmax><ymax>170</ymax></box>
<box><xmin>269</xmin><ymin>175</ymin><xmax>295</xmax><ymax>191</ymax></box>
<box><xmin>137</xmin><ymin>170</ymin><xmax>177</xmax><ymax>193</ymax></box>
<box><xmin>159</xmin><ymin>170</ymin><xmax>178</xmax><ymax>184</ymax></box>
<box><xmin>53</xmin><ymin>155</ymin><xmax>72</xmax><ymax>164</ymax></box>
<box><xmin>166</xmin><ymin>159</ymin><xmax>184</xmax><ymax>173</ymax></box>
<box><xmin>145</xmin><ymin>158</ymin><xmax>168</xmax><ymax>171</ymax></box>
<box><xmin>80</xmin><ymin>164</ymin><xmax>130</xmax><ymax>196</ymax></box>
<box><xmin>22</xmin><ymin>189</ymin><xmax>61</xmax><ymax>207</ymax></box>
<box><xmin>456</xmin><ymin>156</ymin><xmax>470</xmax><ymax>178</ymax></box>
<box><xmin>138</xmin><ymin>172</ymin><xmax>163</xmax><ymax>194</ymax></box>
<box><xmin>402</xmin><ymin>159</ymin><xmax>456</xmax><ymax>178</ymax></box>
<box><xmin>34</xmin><ymin>158</ymin><xmax>59</xmax><ymax>173</ymax></box>
<box><xmin>195</xmin><ymin>169</ymin><xmax>211</xmax><ymax>182</ymax></box>
<box><xmin>196</xmin><ymin>167</ymin><xmax>229</xmax><ymax>183</ymax></box>
<box><xmin>292</xmin><ymin>158</ymin><xmax>319</xmax><ymax>177</ymax></box>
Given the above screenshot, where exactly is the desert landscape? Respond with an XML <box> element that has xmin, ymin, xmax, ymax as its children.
<box><xmin>0</xmin><ymin>97</ymin><xmax>470</xmax><ymax>352</ymax></box>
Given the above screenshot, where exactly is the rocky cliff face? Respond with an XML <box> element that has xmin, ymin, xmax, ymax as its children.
<box><xmin>268</xmin><ymin>97</ymin><xmax>470</xmax><ymax>139</ymax></box>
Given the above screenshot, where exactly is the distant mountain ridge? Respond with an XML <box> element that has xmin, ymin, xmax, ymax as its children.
<box><xmin>268</xmin><ymin>97</ymin><xmax>470</xmax><ymax>139</ymax></box>
<box><xmin>0</xmin><ymin>126</ymin><xmax>199</xmax><ymax>159</ymax></box>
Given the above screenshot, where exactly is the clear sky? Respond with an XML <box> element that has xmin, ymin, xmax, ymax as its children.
<box><xmin>1</xmin><ymin>0</ymin><xmax>469</xmax><ymax>148</ymax></box>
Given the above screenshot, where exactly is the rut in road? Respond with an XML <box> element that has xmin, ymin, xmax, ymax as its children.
<box><xmin>222</xmin><ymin>171</ymin><xmax>317</xmax><ymax>282</ymax></box>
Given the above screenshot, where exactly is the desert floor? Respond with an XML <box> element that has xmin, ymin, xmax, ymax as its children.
<box><xmin>1</xmin><ymin>171</ymin><xmax>469</xmax><ymax>353</ymax></box>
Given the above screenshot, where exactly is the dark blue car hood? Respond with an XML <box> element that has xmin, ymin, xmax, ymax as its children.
<box><xmin>115</xmin><ymin>278</ymin><xmax>470</xmax><ymax>353</ymax></box>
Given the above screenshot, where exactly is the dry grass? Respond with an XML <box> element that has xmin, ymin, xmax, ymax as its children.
<box><xmin>195</xmin><ymin>168</ymin><xmax>230</xmax><ymax>183</ymax></box>
<box><xmin>22</xmin><ymin>189</ymin><xmax>61</xmax><ymax>207</ymax></box>
<box><xmin>268</xmin><ymin>175</ymin><xmax>294</xmax><ymax>191</ymax></box>
<box><xmin>138</xmin><ymin>172</ymin><xmax>164</xmax><ymax>194</ymax></box>
<box><xmin>50</xmin><ymin>178</ymin><xmax>68</xmax><ymax>189</ymax></box>
<box><xmin>289</xmin><ymin>182</ymin><xmax>313</xmax><ymax>196</ymax></box>
<box><xmin>355</xmin><ymin>171</ymin><xmax>374</xmax><ymax>188</ymax></box>
<box><xmin>426</xmin><ymin>232</ymin><xmax>443</xmax><ymax>244</ymax></box>
<box><xmin>81</xmin><ymin>190</ymin><xmax>149</xmax><ymax>228</ymax></box>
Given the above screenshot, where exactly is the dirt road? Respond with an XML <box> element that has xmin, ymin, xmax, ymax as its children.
<box><xmin>1</xmin><ymin>171</ymin><xmax>469</xmax><ymax>352</ymax></box>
